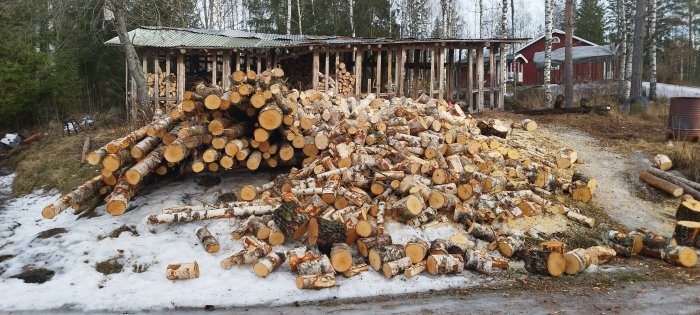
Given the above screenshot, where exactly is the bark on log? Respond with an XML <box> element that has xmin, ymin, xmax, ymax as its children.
<box><xmin>316</xmin><ymin>217</ymin><xmax>347</xmax><ymax>254</ymax></box>
<box><xmin>646</xmin><ymin>168</ymin><xmax>700</xmax><ymax>200</ymax></box>
<box><xmin>676</xmin><ymin>201</ymin><xmax>700</xmax><ymax>222</ymax></box>
<box><xmin>295</xmin><ymin>273</ymin><xmax>336</xmax><ymax>289</ymax></box>
<box><xmin>220</xmin><ymin>246</ymin><xmax>271</xmax><ymax>269</ymax></box>
<box><xmin>405</xmin><ymin>238</ymin><xmax>430</xmax><ymax>264</ymax></box>
<box><xmin>297</xmin><ymin>255</ymin><xmax>334</xmax><ymax>276</ymax></box>
<box><xmin>426</xmin><ymin>254</ymin><xmax>464</xmax><ymax>275</ymax></box>
<box><xmin>463</xmin><ymin>250</ymin><xmax>493</xmax><ymax>275</ymax></box>
<box><xmin>357</xmin><ymin>234</ymin><xmax>393</xmax><ymax>257</ymax></box>
<box><xmin>253</xmin><ymin>252</ymin><xmax>286</xmax><ymax>277</ymax></box>
<box><xmin>196</xmin><ymin>226</ymin><xmax>220</xmax><ymax>253</ymax></box>
<box><xmin>382</xmin><ymin>256</ymin><xmax>413</xmax><ymax>278</ymax></box>
<box><xmin>653</xmin><ymin>154</ymin><xmax>672</xmax><ymax>171</ymax></box>
<box><xmin>602</xmin><ymin>230</ymin><xmax>643</xmax><ymax>257</ymax></box>
<box><xmin>404</xmin><ymin>261</ymin><xmax>427</xmax><ymax>278</ymax></box>
<box><xmin>368</xmin><ymin>244</ymin><xmax>406</xmax><ymax>271</ymax></box>
<box><xmin>166</xmin><ymin>261</ymin><xmax>200</xmax><ymax>280</ymax></box>
<box><xmin>147</xmin><ymin>205</ymin><xmax>276</xmax><ymax>224</ymax></box>
<box><xmin>125</xmin><ymin>145</ymin><xmax>165</xmax><ymax>185</ymax></box>
<box><xmin>523</xmin><ymin>248</ymin><xmax>566</xmax><ymax>276</ymax></box>
<box><xmin>639</xmin><ymin>171</ymin><xmax>684</xmax><ymax>197</ymax></box>
<box><xmin>672</xmin><ymin>221</ymin><xmax>700</xmax><ymax>247</ymax></box>
<box><xmin>272</xmin><ymin>200</ymin><xmax>310</xmax><ymax>240</ymax></box>
<box><xmin>42</xmin><ymin>175</ymin><xmax>104</xmax><ymax>219</ymax></box>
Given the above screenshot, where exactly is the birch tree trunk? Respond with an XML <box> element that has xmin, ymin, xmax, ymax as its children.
<box><xmin>107</xmin><ymin>0</ymin><xmax>150</xmax><ymax>120</ymax></box>
<box><xmin>623</xmin><ymin>1</ymin><xmax>635</xmax><ymax>103</ymax></box>
<box><xmin>297</xmin><ymin>0</ymin><xmax>303</xmax><ymax>34</ymax></box>
<box><xmin>349</xmin><ymin>0</ymin><xmax>355</xmax><ymax>37</ymax></box>
<box><xmin>648</xmin><ymin>0</ymin><xmax>657</xmax><ymax>100</ymax></box>
<box><xmin>501</xmin><ymin>0</ymin><xmax>508</xmax><ymax>100</ymax></box>
<box><xmin>564</xmin><ymin>0</ymin><xmax>574</xmax><ymax>108</ymax></box>
<box><xmin>287</xmin><ymin>0</ymin><xmax>292</xmax><ymax>35</ymax></box>
<box><xmin>544</xmin><ymin>0</ymin><xmax>554</xmax><ymax>107</ymax></box>
<box><xmin>617</xmin><ymin>0</ymin><xmax>627</xmax><ymax>98</ymax></box>
<box><xmin>479</xmin><ymin>0</ymin><xmax>484</xmax><ymax>38</ymax></box>
<box><xmin>629</xmin><ymin>0</ymin><xmax>647</xmax><ymax>102</ymax></box>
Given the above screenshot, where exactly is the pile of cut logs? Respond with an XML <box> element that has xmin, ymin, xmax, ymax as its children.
<box><xmin>43</xmin><ymin>68</ymin><xmax>698</xmax><ymax>287</ymax></box>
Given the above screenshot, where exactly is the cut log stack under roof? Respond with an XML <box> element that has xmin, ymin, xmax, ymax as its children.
<box><xmin>42</xmin><ymin>67</ymin><xmax>698</xmax><ymax>287</ymax></box>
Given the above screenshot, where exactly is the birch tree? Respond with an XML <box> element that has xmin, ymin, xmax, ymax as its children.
<box><xmin>648</xmin><ymin>0</ymin><xmax>657</xmax><ymax>100</ymax></box>
<box><xmin>287</xmin><ymin>0</ymin><xmax>292</xmax><ymax>34</ymax></box>
<box><xmin>564</xmin><ymin>0</ymin><xmax>574</xmax><ymax>108</ymax></box>
<box><xmin>629</xmin><ymin>0</ymin><xmax>647</xmax><ymax>102</ymax></box>
<box><xmin>616</xmin><ymin>0</ymin><xmax>627</xmax><ymax>98</ymax></box>
<box><xmin>544</xmin><ymin>0</ymin><xmax>554</xmax><ymax>108</ymax></box>
<box><xmin>106</xmin><ymin>0</ymin><xmax>149</xmax><ymax>120</ymax></box>
<box><xmin>349</xmin><ymin>0</ymin><xmax>355</xmax><ymax>37</ymax></box>
<box><xmin>479</xmin><ymin>0</ymin><xmax>484</xmax><ymax>38</ymax></box>
<box><xmin>623</xmin><ymin>0</ymin><xmax>635</xmax><ymax>101</ymax></box>
<box><xmin>501</xmin><ymin>0</ymin><xmax>508</xmax><ymax>98</ymax></box>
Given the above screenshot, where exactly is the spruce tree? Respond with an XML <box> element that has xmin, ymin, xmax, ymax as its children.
<box><xmin>574</xmin><ymin>0</ymin><xmax>605</xmax><ymax>44</ymax></box>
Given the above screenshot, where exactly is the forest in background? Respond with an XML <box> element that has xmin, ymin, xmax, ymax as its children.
<box><xmin>0</xmin><ymin>0</ymin><xmax>698</xmax><ymax>130</ymax></box>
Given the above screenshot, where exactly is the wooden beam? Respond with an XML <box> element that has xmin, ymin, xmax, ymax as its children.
<box><xmin>211</xmin><ymin>51</ymin><xmax>217</xmax><ymax>86</ymax></box>
<box><xmin>399</xmin><ymin>48</ymin><xmax>406</xmax><ymax>97</ymax></box>
<box><xmin>429</xmin><ymin>48</ymin><xmax>434</xmax><ymax>97</ymax></box>
<box><xmin>234</xmin><ymin>52</ymin><xmax>240</xmax><ymax>71</ymax></box>
<box><xmin>223</xmin><ymin>50</ymin><xmax>231</xmax><ymax>90</ymax></box>
<box><xmin>413</xmin><ymin>49</ymin><xmax>419</xmax><ymax>99</ymax></box>
<box><xmin>438</xmin><ymin>48</ymin><xmax>445</xmax><ymax>99</ymax></box>
<box><xmin>256</xmin><ymin>55</ymin><xmax>262</xmax><ymax>73</ymax></box>
<box><xmin>467</xmin><ymin>48</ymin><xmax>474</xmax><ymax>110</ymax></box>
<box><xmin>476</xmin><ymin>48</ymin><xmax>484</xmax><ymax>111</ymax></box>
<box><xmin>266</xmin><ymin>54</ymin><xmax>272</xmax><ymax>70</ymax></box>
<box><xmin>335</xmin><ymin>51</ymin><xmax>340</xmax><ymax>94</ymax></box>
<box><xmin>376</xmin><ymin>50</ymin><xmax>382</xmax><ymax>95</ymax></box>
<box><xmin>165</xmin><ymin>52</ymin><xmax>171</xmax><ymax>106</ymax></box>
<box><xmin>245</xmin><ymin>53</ymin><xmax>251</xmax><ymax>71</ymax></box>
<box><xmin>499</xmin><ymin>45</ymin><xmax>506</xmax><ymax>109</ymax></box>
<box><xmin>177</xmin><ymin>51</ymin><xmax>185</xmax><ymax>102</ymax></box>
<box><xmin>489</xmin><ymin>46</ymin><xmax>496</xmax><ymax>109</ymax></box>
<box><xmin>325</xmin><ymin>52</ymin><xmax>329</xmax><ymax>92</ymax></box>
<box><xmin>447</xmin><ymin>49</ymin><xmax>454</xmax><ymax>100</ymax></box>
<box><xmin>355</xmin><ymin>50</ymin><xmax>363</xmax><ymax>98</ymax></box>
<box><xmin>387</xmin><ymin>50</ymin><xmax>393</xmax><ymax>94</ymax></box>
<box><xmin>312</xmin><ymin>49</ymin><xmax>320</xmax><ymax>90</ymax></box>
<box><xmin>153</xmin><ymin>51</ymin><xmax>161</xmax><ymax>109</ymax></box>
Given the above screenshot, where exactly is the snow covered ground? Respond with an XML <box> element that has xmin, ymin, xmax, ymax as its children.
<box><xmin>0</xmin><ymin>172</ymin><xmax>489</xmax><ymax>312</ymax></box>
<box><xmin>642</xmin><ymin>82</ymin><xmax>700</xmax><ymax>98</ymax></box>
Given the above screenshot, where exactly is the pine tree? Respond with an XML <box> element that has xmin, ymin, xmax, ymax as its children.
<box><xmin>574</xmin><ymin>0</ymin><xmax>605</xmax><ymax>44</ymax></box>
<box><xmin>648</xmin><ymin>0</ymin><xmax>657</xmax><ymax>100</ymax></box>
<box><xmin>564</xmin><ymin>0</ymin><xmax>574</xmax><ymax>108</ymax></box>
<box><xmin>629</xmin><ymin>0</ymin><xmax>647</xmax><ymax>102</ymax></box>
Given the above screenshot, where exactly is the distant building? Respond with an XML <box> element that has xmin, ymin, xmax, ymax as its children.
<box><xmin>514</xmin><ymin>29</ymin><xmax>615</xmax><ymax>86</ymax></box>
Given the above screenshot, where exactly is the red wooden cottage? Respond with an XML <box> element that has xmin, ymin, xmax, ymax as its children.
<box><xmin>512</xmin><ymin>29</ymin><xmax>614</xmax><ymax>86</ymax></box>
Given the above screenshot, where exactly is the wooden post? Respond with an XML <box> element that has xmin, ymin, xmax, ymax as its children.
<box><xmin>165</xmin><ymin>52</ymin><xmax>171</xmax><ymax>105</ymax></box>
<box><xmin>476</xmin><ymin>47</ymin><xmax>484</xmax><ymax>111</ymax></box>
<box><xmin>211</xmin><ymin>51</ymin><xmax>217</xmax><ymax>86</ymax></box>
<box><xmin>223</xmin><ymin>50</ymin><xmax>231</xmax><ymax>90</ymax></box>
<box><xmin>266</xmin><ymin>53</ymin><xmax>272</xmax><ymax>70</ymax></box>
<box><xmin>312</xmin><ymin>48</ymin><xmax>320</xmax><ymax>90</ymax></box>
<box><xmin>412</xmin><ymin>49</ymin><xmax>419</xmax><ymax>99</ymax></box>
<box><xmin>235</xmin><ymin>51</ymin><xmax>241</xmax><ymax>71</ymax></box>
<box><xmin>429</xmin><ymin>48</ymin><xmax>434</xmax><ymax>97</ymax></box>
<box><xmin>438</xmin><ymin>47</ymin><xmax>445</xmax><ymax>99</ymax></box>
<box><xmin>399</xmin><ymin>48</ymin><xmax>406</xmax><ymax>97</ymax></box>
<box><xmin>489</xmin><ymin>45</ymin><xmax>496</xmax><ymax>109</ymax></box>
<box><xmin>447</xmin><ymin>49</ymin><xmax>454</xmax><ymax>100</ymax></box>
<box><xmin>499</xmin><ymin>45</ymin><xmax>506</xmax><ymax>109</ymax></box>
<box><xmin>324</xmin><ymin>51</ymin><xmax>329</xmax><ymax>92</ymax></box>
<box><xmin>125</xmin><ymin>59</ymin><xmax>130</xmax><ymax>120</ymax></box>
<box><xmin>376</xmin><ymin>50</ymin><xmax>382</xmax><ymax>95</ymax></box>
<box><xmin>154</xmin><ymin>51</ymin><xmax>161</xmax><ymax>109</ymax></box>
<box><xmin>335</xmin><ymin>51</ymin><xmax>340</xmax><ymax>94</ymax></box>
<box><xmin>387</xmin><ymin>50</ymin><xmax>393</xmax><ymax>94</ymax></box>
<box><xmin>177</xmin><ymin>51</ymin><xmax>185</xmax><ymax>103</ymax></box>
<box><xmin>467</xmin><ymin>48</ymin><xmax>474</xmax><ymax>110</ymax></box>
<box><xmin>257</xmin><ymin>54</ymin><xmax>262</xmax><ymax>73</ymax></box>
<box><xmin>245</xmin><ymin>53</ymin><xmax>251</xmax><ymax>71</ymax></box>
<box><xmin>355</xmin><ymin>49</ymin><xmax>362</xmax><ymax>98</ymax></box>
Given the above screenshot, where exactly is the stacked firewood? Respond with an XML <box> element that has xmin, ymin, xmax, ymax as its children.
<box><xmin>336</xmin><ymin>63</ymin><xmax>355</xmax><ymax>95</ymax></box>
<box><xmin>147</xmin><ymin>72</ymin><xmax>177</xmax><ymax>100</ymax></box>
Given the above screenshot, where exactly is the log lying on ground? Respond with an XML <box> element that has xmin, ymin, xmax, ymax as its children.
<box><xmin>43</xmin><ymin>175</ymin><xmax>104</xmax><ymax>219</ymax></box>
<box><xmin>330</xmin><ymin>243</ymin><xmax>353</xmax><ymax>272</ymax></box>
<box><xmin>357</xmin><ymin>234</ymin><xmax>393</xmax><ymax>257</ymax></box>
<box><xmin>426</xmin><ymin>254</ymin><xmax>464</xmax><ymax>275</ymax></box>
<box><xmin>382</xmin><ymin>256</ymin><xmax>413</xmax><ymax>278</ymax></box>
<box><xmin>296</xmin><ymin>273</ymin><xmax>336</xmax><ymax>289</ymax></box>
<box><xmin>602</xmin><ymin>230</ymin><xmax>643</xmax><ymax>257</ymax></box>
<box><xmin>196</xmin><ymin>226</ymin><xmax>220</xmax><ymax>253</ymax></box>
<box><xmin>254</xmin><ymin>252</ymin><xmax>286</xmax><ymax>277</ymax></box>
<box><xmin>511</xmin><ymin>119</ymin><xmax>538</xmax><ymax>131</ymax></box>
<box><xmin>646</xmin><ymin>168</ymin><xmax>700</xmax><ymax>200</ymax></box>
<box><xmin>369</xmin><ymin>244</ymin><xmax>405</xmax><ymax>271</ymax></box>
<box><xmin>676</xmin><ymin>200</ymin><xmax>700</xmax><ymax>222</ymax></box>
<box><xmin>563</xmin><ymin>246</ymin><xmax>616</xmax><ymax>275</ymax></box>
<box><xmin>639</xmin><ymin>171</ymin><xmax>684</xmax><ymax>197</ymax></box>
<box><xmin>297</xmin><ymin>255</ymin><xmax>334</xmax><ymax>276</ymax></box>
<box><xmin>654</xmin><ymin>154</ymin><xmax>673</xmax><ymax>171</ymax></box>
<box><xmin>672</xmin><ymin>221</ymin><xmax>700</xmax><ymax>247</ymax></box>
<box><xmin>523</xmin><ymin>248</ymin><xmax>566</xmax><ymax>277</ymax></box>
<box><xmin>166</xmin><ymin>261</ymin><xmax>199</xmax><ymax>280</ymax></box>
<box><xmin>147</xmin><ymin>204</ymin><xmax>277</xmax><ymax>224</ymax></box>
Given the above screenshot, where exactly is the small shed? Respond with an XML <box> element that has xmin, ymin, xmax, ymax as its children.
<box><xmin>106</xmin><ymin>26</ymin><xmax>527</xmax><ymax>115</ymax></box>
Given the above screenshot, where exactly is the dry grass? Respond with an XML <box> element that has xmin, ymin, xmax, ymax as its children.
<box><xmin>9</xmin><ymin>118</ymin><xmax>140</xmax><ymax>196</ymax></box>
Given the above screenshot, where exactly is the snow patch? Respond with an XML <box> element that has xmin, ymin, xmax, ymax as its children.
<box><xmin>0</xmin><ymin>173</ymin><xmax>487</xmax><ymax>312</ymax></box>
